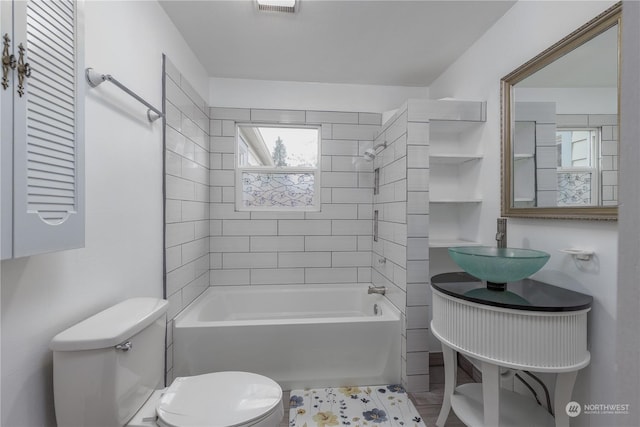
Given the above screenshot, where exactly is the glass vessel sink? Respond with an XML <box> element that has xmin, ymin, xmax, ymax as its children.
<box><xmin>448</xmin><ymin>246</ymin><xmax>550</xmax><ymax>291</ymax></box>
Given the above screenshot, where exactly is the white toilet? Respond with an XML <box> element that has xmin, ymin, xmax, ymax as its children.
<box><xmin>50</xmin><ymin>298</ymin><xmax>284</xmax><ymax>427</ymax></box>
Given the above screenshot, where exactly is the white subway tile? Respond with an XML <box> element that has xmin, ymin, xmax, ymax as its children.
<box><xmin>222</xmin><ymin>120</ymin><xmax>236</xmax><ymax>137</ymax></box>
<box><xmin>408</xmin><ymin>192</ymin><xmax>429</xmax><ymax>214</ymax></box>
<box><xmin>166</xmin><ymin>200</ymin><xmax>182</xmax><ymax>223</ymax></box>
<box><xmin>210</xmin><ymin>236</ymin><xmax>250</xmax><ymax>252</ymax></box>
<box><xmin>222</xmin><ymin>153</ymin><xmax>235</xmax><ymax>170</ymax></box>
<box><xmin>407</xmin><ymin>169</ymin><xmax>429</xmax><ymax>191</ymax></box>
<box><xmin>407</xmin><ymin>282</ymin><xmax>431</xmax><ymax>306</ymax></box>
<box><xmin>279</xmin><ymin>252</ymin><xmax>331</xmax><ymax>268</ymax></box>
<box><xmin>210</xmin><ymin>253</ymin><xmax>222</xmax><ymax>269</ymax></box>
<box><xmin>407</xmin><ymin>238</ymin><xmax>429</xmax><ymax>261</ymax></box>
<box><xmin>384</xmin><ymin>240</ymin><xmax>407</xmax><ymax>268</ymax></box>
<box><xmin>223</xmin><ymin>252</ymin><xmax>277</xmax><ymax>269</ymax></box>
<box><xmin>406</xmin><ymin>328</ymin><xmax>429</xmax><ymax>352</ymax></box>
<box><xmin>210</xmin><ymin>136</ymin><xmax>235</xmax><ymax>153</ymax></box>
<box><xmin>358</xmin><ymin>204</ymin><xmax>373</xmax><ymax>220</ymax></box>
<box><xmin>210</xmin><ymin>220</ymin><xmax>222</xmax><ymax>236</ymax></box>
<box><xmin>305</xmin><ymin>268</ymin><xmax>358</xmax><ymax>283</ymax></box>
<box><xmin>250</xmin><ymin>211</ymin><xmax>306</xmax><ymax>220</ymax></box>
<box><xmin>359</xmin><ymin>172</ymin><xmax>374</xmax><ymax>188</ymax></box>
<box><xmin>407</xmin><ymin>145</ymin><xmax>429</xmax><ymax>168</ymax></box>
<box><xmin>181</xmin><ymin>273</ymin><xmax>209</xmax><ymax>308</ymax></box>
<box><xmin>330</xmin><ymin>156</ymin><xmax>360</xmax><ymax>172</ymax></box>
<box><xmin>166</xmin><ymin>292</ymin><xmax>183</xmax><ymax>323</ymax></box>
<box><xmin>166</xmin><ymin>263</ymin><xmax>195</xmax><ymax>296</ymax></box>
<box><xmin>210</xmin><ymin>203</ymin><xmax>250</xmax><ymax>220</ymax></box>
<box><xmin>407</xmin><ymin>215</ymin><xmax>428</xmax><ymax>237</ymax></box>
<box><xmin>223</xmin><ymin>220</ymin><xmax>277</xmax><ymax>235</ymax></box>
<box><xmin>182</xmin><ymin>238</ymin><xmax>209</xmax><ymax>264</ymax></box>
<box><xmin>322</xmin><ymin>171</ymin><xmax>358</xmax><ymax>188</ymax></box>
<box><xmin>358</xmin><ymin>236</ymin><xmax>373</xmax><ymax>251</ymax></box>
<box><xmin>385</xmin><ymin>111</ymin><xmax>408</xmax><ymax>144</ymax></box>
<box><xmin>165</xmin><ymin>151</ymin><xmax>182</xmax><ymax>176</ymax></box>
<box><xmin>166</xmin><ymin>175</ymin><xmax>195</xmax><ymax>201</ymax></box>
<box><xmin>321</xmin><ymin>140</ymin><xmax>360</xmax><ymax>156</ymax></box>
<box><xmin>210</xmin><ymin>107</ymin><xmax>250</xmax><ymax>121</ymax></box>
<box><xmin>211</xmin><ymin>269</ymin><xmax>250</xmax><ymax>285</ymax></box>
<box><xmin>210</xmin><ymin>170</ymin><xmax>235</xmax><ymax>187</ymax></box>
<box><xmin>306</xmin><ymin>111</ymin><xmax>358</xmax><ymax>124</ymax></box>
<box><xmin>210</xmin><ymin>120</ymin><xmax>222</xmax><ymax>136</ymax></box>
<box><xmin>251</xmin><ymin>109</ymin><xmax>306</xmax><ymax>123</ymax></box>
<box><xmin>194</xmin><ymin>183</ymin><xmax>209</xmax><ymax>203</ymax></box>
<box><xmin>165</xmin><ymin>245</ymin><xmax>182</xmax><ymax>272</ymax></box>
<box><xmin>358</xmin><ymin>267</ymin><xmax>372</xmax><ymax>282</ymax></box>
<box><xmin>407</xmin><ymin>260</ymin><xmax>429</xmax><ymax>283</ymax></box>
<box><xmin>332</xmin><ymin>188</ymin><xmax>373</xmax><ymax>203</ymax></box>
<box><xmin>407</xmin><ymin>122</ymin><xmax>430</xmax><ymax>145</ymax></box>
<box><xmin>332</xmin><ymin>124</ymin><xmax>379</xmax><ymax>140</ymax></box>
<box><xmin>383</xmin><ymin>202</ymin><xmax>406</xmax><ymax>224</ymax></box>
<box><xmin>164</xmin><ymin>57</ymin><xmax>180</xmax><ymax>85</ymax></box>
<box><xmin>182</xmin><ymin>201</ymin><xmax>208</xmax><ymax>221</ymax></box>
<box><xmin>305</xmin><ymin>236</ymin><xmax>357</xmax><ymax>251</ymax></box>
<box><xmin>321</xmin><ymin>155</ymin><xmax>332</xmax><ymax>171</ymax></box>
<box><xmin>332</xmin><ymin>252</ymin><xmax>371</xmax><ymax>267</ymax></box>
<box><xmin>406</xmin><ymin>305</ymin><xmax>429</xmax><ymax>329</ymax></box>
<box><xmin>332</xmin><ymin>220</ymin><xmax>372</xmax><ymax>235</ymax></box>
<box><xmin>406</xmin><ymin>351</ymin><xmax>429</xmax><ymax>375</ymax></box>
<box><xmin>165</xmin><ymin>101</ymin><xmax>182</xmax><ymax>131</ymax></box>
<box><xmin>222</xmin><ymin>187</ymin><xmax>235</xmax><ymax>203</ymax></box>
<box><xmin>166</xmin><ymin>222</ymin><xmax>195</xmax><ymax>247</ymax></box>
<box><xmin>250</xmin><ymin>268</ymin><xmax>305</xmax><ymax>285</ymax></box>
<box><xmin>306</xmin><ymin>204</ymin><xmax>358</xmax><ymax>220</ymax></box>
<box><xmin>250</xmin><ymin>236</ymin><xmax>304</xmax><ymax>252</ymax></box>
<box><xmin>359</xmin><ymin>112</ymin><xmax>382</xmax><ymax>125</ymax></box>
<box><xmin>279</xmin><ymin>220</ymin><xmax>331</xmax><ymax>235</ymax></box>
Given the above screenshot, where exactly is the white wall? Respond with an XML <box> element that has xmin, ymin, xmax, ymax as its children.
<box><xmin>429</xmin><ymin>1</ymin><xmax>621</xmax><ymax>425</ymax></box>
<box><xmin>0</xmin><ymin>1</ymin><xmax>208</xmax><ymax>426</ymax></box>
<box><xmin>210</xmin><ymin>77</ymin><xmax>428</xmax><ymax>113</ymax></box>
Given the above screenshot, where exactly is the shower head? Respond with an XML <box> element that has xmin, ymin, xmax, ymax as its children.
<box><xmin>363</xmin><ymin>148</ymin><xmax>376</xmax><ymax>162</ymax></box>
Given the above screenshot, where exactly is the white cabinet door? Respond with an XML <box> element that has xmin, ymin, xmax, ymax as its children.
<box><xmin>1</xmin><ymin>0</ymin><xmax>84</xmax><ymax>259</ymax></box>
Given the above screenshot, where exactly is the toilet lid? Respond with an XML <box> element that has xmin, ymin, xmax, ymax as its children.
<box><xmin>156</xmin><ymin>371</ymin><xmax>283</xmax><ymax>427</ymax></box>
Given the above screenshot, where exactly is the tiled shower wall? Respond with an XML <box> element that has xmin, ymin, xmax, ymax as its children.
<box><xmin>163</xmin><ymin>57</ymin><xmax>210</xmax><ymax>382</ymax></box>
<box><xmin>372</xmin><ymin>101</ymin><xmax>430</xmax><ymax>392</ymax></box>
<box><xmin>208</xmin><ymin>108</ymin><xmax>380</xmax><ymax>285</ymax></box>
<box><xmin>557</xmin><ymin>114</ymin><xmax>619</xmax><ymax>205</ymax></box>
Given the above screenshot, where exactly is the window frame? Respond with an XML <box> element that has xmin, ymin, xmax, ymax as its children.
<box><xmin>234</xmin><ymin>123</ymin><xmax>322</xmax><ymax>212</ymax></box>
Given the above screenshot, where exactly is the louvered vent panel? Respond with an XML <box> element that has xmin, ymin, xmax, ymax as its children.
<box><xmin>26</xmin><ymin>0</ymin><xmax>76</xmax><ymax>225</ymax></box>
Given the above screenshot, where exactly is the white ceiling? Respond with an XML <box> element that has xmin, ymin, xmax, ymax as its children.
<box><xmin>159</xmin><ymin>0</ymin><xmax>516</xmax><ymax>87</ymax></box>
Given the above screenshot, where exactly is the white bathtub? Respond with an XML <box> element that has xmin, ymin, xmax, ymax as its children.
<box><xmin>172</xmin><ymin>283</ymin><xmax>401</xmax><ymax>389</ymax></box>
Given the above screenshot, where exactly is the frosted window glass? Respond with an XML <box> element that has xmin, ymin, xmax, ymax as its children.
<box><xmin>558</xmin><ymin>172</ymin><xmax>592</xmax><ymax>205</ymax></box>
<box><xmin>241</xmin><ymin>172</ymin><xmax>315</xmax><ymax>208</ymax></box>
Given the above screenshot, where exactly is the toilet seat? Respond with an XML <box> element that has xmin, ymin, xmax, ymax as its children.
<box><xmin>155</xmin><ymin>371</ymin><xmax>283</xmax><ymax>427</ymax></box>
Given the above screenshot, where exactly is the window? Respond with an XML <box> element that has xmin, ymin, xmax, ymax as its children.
<box><xmin>556</xmin><ymin>128</ymin><xmax>600</xmax><ymax>205</ymax></box>
<box><xmin>236</xmin><ymin>124</ymin><xmax>321</xmax><ymax>211</ymax></box>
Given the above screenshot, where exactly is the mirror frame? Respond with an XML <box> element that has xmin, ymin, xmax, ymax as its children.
<box><xmin>501</xmin><ymin>2</ymin><xmax>621</xmax><ymax>220</ymax></box>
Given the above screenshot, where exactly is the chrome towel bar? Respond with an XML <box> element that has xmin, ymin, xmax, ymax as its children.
<box><xmin>85</xmin><ymin>67</ymin><xmax>163</xmax><ymax>122</ymax></box>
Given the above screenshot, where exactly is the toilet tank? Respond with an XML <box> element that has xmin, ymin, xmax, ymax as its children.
<box><xmin>50</xmin><ymin>298</ymin><xmax>168</xmax><ymax>427</ymax></box>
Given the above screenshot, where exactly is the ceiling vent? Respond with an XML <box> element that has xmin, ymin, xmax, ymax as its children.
<box><xmin>257</xmin><ymin>0</ymin><xmax>297</xmax><ymax>13</ymax></box>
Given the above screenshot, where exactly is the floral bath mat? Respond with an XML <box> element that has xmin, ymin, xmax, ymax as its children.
<box><xmin>288</xmin><ymin>385</ymin><xmax>426</xmax><ymax>427</ymax></box>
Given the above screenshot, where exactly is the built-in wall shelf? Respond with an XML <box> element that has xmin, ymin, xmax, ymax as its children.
<box><xmin>514</xmin><ymin>153</ymin><xmax>534</xmax><ymax>160</ymax></box>
<box><xmin>514</xmin><ymin>197</ymin><xmax>535</xmax><ymax>202</ymax></box>
<box><xmin>430</xmin><ymin>154</ymin><xmax>483</xmax><ymax>165</ymax></box>
<box><xmin>429</xmin><ymin>239</ymin><xmax>482</xmax><ymax>248</ymax></box>
<box><xmin>427</xmin><ymin>100</ymin><xmax>486</xmax><ymax>252</ymax></box>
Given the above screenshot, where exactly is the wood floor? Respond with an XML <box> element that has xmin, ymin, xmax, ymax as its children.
<box><xmin>279</xmin><ymin>363</ymin><xmax>473</xmax><ymax>427</ymax></box>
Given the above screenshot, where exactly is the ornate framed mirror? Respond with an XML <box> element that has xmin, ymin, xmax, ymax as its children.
<box><xmin>501</xmin><ymin>2</ymin><xmax>621</xmax><ymax>220</ymax></box>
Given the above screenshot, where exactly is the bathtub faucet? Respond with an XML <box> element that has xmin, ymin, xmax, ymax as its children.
<box><xmin>368</xmin><ymin>285</ymin><xmax>386</xmax><ymax>295</ymax></box>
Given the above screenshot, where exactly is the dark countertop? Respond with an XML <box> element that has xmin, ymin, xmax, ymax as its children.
<box><xmin>431</xmin><ymin>272</ymin><xmax>593</xmax><ymax>312</ymax></box>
